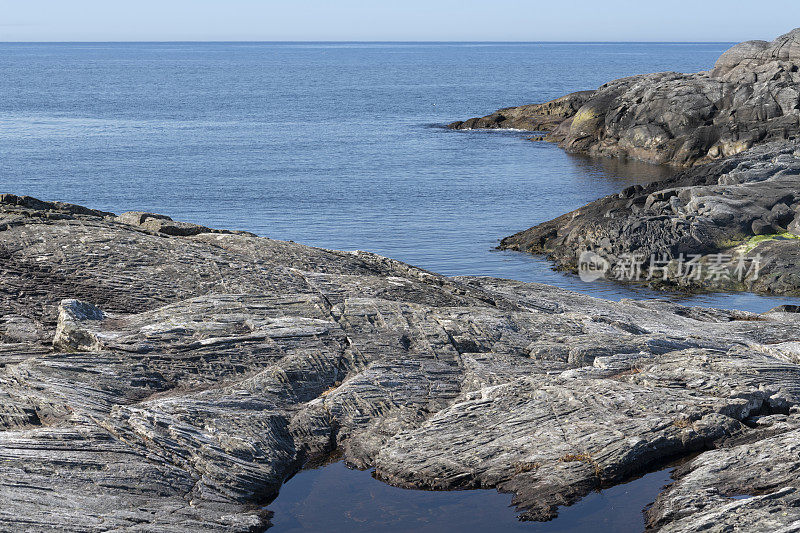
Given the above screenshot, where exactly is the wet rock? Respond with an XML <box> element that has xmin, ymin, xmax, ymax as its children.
<box><xmin>647</xmin><ymin>427</ymin><xmax>800</xmax><ymax>532</ymax></box>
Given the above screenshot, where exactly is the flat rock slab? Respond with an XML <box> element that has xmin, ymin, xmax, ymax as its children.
<box><xmin>2</xmin><ymin>195</ymin><xmax>800</xmax><ymax>531</ymax></box>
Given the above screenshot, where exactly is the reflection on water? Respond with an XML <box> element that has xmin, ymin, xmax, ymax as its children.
<box><xmin>565</xmin><ymin>151</ymin><xmax>678</xmax><ymax>184</ymax></box>
<box><xmin>267</xmin><ymin>462</ymin><xmax>674</xmax><ymax>533</ymax></box>
<box><xmin>490</xmin><ymin>247</ymin><xmax>800</xmax><ymax>314</ymax></box>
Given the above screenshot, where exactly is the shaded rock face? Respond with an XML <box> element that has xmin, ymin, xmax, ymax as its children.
<box><xmin>500</xmin><ymin>141</ymin><xmax>800</xmax><ymax>295</ymax></box>
<box><xmin>447</xmin><ymin>91</ymin><xmax>595</xmax><ymax>132</ymax></box>
<box><xmin>3</xmin><ymin>196</ymin><xmax>800</xmax><ymax>531</ymax></box>
<box><xmin>451</xmin><ymin>29</ymin><xmax>800</xmax><ymax>167</ymax></box>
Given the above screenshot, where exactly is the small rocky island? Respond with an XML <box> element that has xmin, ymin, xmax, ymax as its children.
<box><xmin>3</xmin><ymin>193</ymin><xmax>800</xmax><ymax>531</ymax></box>
<box><xmin>453</xmin><ymin>28</ymin><xmax>800</xmax><ymax>296</ymax></box>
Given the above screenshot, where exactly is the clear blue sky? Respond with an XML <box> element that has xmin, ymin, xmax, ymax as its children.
<box><xmin>1</xmin><ymin>0</ymin><xmax>798</xmax><ymax>42</ymax></box>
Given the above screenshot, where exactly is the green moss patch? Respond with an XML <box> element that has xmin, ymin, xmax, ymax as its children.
<box><xmin>742</xmin><ymin>232</ymin><xmax>800</xmax><ymax>254</ymax></box>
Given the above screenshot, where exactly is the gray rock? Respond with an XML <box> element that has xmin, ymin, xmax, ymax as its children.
<box><xmin>647</xmin><ymin>427</ymin><xmax>800</xmax><ymax>532</ymax></box>
<box><xmin>2</xmin><ymin>196</ymin><xmax>800</xmax><ymax>530</ymax></box>
<box><xmin>500</xmin><ymin>141</ymin><xmax>800</xmax><ymax>295</ymax></box>
<box><xmin>115</xmin><ymin>210</ymin><xmax>256</xmax><ymax>237</ymax></box>
<box><xmin>450</xmin><ymin>29</ymin><xmax>800</xmax><ymax>167</ymax></box>
<box><xmin>448</xmin><ymin>91</ymin><xmax>595</xmax><ymax>131</ymax></box>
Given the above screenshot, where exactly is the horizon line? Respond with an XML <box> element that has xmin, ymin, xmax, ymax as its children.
<box><xmin>0</xmin><ymin>39</ymin><xmax>737</xmax><ymax>44</ymax></box>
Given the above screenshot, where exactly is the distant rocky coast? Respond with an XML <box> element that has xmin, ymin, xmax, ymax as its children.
<box><xmin>453</xmin><ymin>28</ymin><xmax>800</xmax><ymax>295</ymax></box>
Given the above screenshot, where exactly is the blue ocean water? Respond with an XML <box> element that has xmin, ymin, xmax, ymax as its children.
<box><xmin>1</xmin><ymin>41</ymin><xmax>797</xmax><ymax>312</ymax></box>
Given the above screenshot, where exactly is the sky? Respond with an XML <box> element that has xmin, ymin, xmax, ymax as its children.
<box><xmin>0</xmin><ymin>1</ymin><xmax>799</xmax><ymax>42</ymax></box>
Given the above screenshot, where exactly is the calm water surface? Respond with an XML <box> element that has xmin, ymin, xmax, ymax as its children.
<box><xmin>267</xmin><ymin>462</ymin><xmax>674</xmax><ymax>533</ymax></box>
<box><xmin>2</xmin><ymin>42</ymin><xmax>795</xmax><ymax>531</ymax></box>
<box><xmin>2</xmin><ymin>41</ymin><xmax>796</xmax><ymax>312</ymax></box>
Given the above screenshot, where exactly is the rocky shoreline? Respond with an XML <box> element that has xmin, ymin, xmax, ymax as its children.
<box><xmin>452</xmin><ymin>28</ymin><xmax>800</xmax><ymax>296</ymax></box>
<box><xmin>4</xmin><ymin>28</ymin><xmax>800</xmax><ymax>533</ymax></box>
<box><xmin>3</xmin><ymin>194</ymin><xmax>800</xmax><ymax>531</ymax></box>
<box><xmin>450</xmin><ymin>29</ymin><xmax>800</xmax><ymax>168</ymax></box>
<box><xmin>501</xmin><ymin>141</ymin><xmax>800</xmax><ymax>295</ymax></box>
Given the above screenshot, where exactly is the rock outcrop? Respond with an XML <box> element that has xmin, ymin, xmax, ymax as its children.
<box><xmin>450</xmin><ymin>29</ymin><xmax>800</xmax><ymax>167</ymax></box>
<box><xmin>447</xmin><ymin>91</ymin><xmax>595</xmax><ymax>132</ymax></box>
<box><xmin>3</xmin><ymin>195</ymin><xmax>800</xmax><ymax>531</ymax></box>
<box><xmin>500</xmin><ymin>141</ymin><xmax>800</xmax><ymax>295</ymax></box>
<box><xmin>645</xmin><ymin>426</ymin><xmax>800</xmax><ymax>532</ymax></box>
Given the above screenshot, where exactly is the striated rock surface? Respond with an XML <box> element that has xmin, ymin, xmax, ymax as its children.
<box><xmin>3</xmin><ymin>195</ymin><xmax>800</xmax><ymax>531</ymax></box>
<box><xmin>451</xmin><ymin>29</ymin><xmax>800</xmax><ymax>167</ymax></box>
<box><xmin>500</xmin><ymin>141</ymin><xmax>800</xmax><ymax>295</ymax></box>
<box><xmin>646</xmin><ymin>426</ymin><xmax>800</xmax><ymax>532</ymax></box>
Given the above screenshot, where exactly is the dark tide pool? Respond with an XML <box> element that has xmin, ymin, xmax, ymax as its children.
<box><xmin>266</xmin><ymin>462</ymin><xmax>674</xmax><ymax>532</ymax></box>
